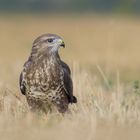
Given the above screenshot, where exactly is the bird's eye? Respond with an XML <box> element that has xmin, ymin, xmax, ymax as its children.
<box><xmin>47</xmin><ymin>38</ymin><xmax>53</xmax><ymax>43</ymax></box>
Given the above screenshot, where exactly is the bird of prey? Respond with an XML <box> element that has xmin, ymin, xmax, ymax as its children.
<box><xmin>19</xmin><ymin>34</ymin><xmax>77</xmax><ymax>113</ymax></box>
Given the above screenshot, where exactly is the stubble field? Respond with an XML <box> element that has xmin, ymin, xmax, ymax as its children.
<box><xmin>0</xmin><ymin>14</ymin><xmax>140</xmax><ymax>140</ymax></box>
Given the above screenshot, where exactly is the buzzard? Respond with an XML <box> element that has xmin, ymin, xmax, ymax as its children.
<box><xmin>19</xmin><ymin>34</ymin><xmax>77</xmax><ymax>113</ymax></box>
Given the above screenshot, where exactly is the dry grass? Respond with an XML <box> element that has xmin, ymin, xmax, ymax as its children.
<box><xmin>0</xmin><ymin>14</ymin><xmax>140</xmax><ymax>140</ymax></box>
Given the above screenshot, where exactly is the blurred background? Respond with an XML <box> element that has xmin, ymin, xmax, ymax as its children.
<box><xmin>0</xmin><ymin>0</ymin><xmax>140</xmax><ymax>88</ymax></box>
<box><xmin>0</xmin><ymin>0</ymin><xmax>140</xmax><ymax>13</ymax></box>
<box><xmin>1</xmin><ymin>1</ymin><xmax>140</xmax><ymax>140</ymax></box>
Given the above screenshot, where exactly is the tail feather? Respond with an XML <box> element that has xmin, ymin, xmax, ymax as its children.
<box><xmin>72</xmin><ymin>96</ymin><xmax>77</xmax><ymax>103</ymax></box>
<box><xmin>67</xmin><ymin>95</ymin><xmax>77</xmax><ymax>104</ymax></box>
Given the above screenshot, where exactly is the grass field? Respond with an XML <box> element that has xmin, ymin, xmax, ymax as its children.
<box><xmin>0</xmin><ymin>14</ymin><xmax>140</xmax><ymax>140</ymax></box>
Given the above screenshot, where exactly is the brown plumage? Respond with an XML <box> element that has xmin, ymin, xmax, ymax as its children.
<box><xmin>19</xmin><ymin>34</ymin><xmax>77</xmax><ymax>113</ymax></box>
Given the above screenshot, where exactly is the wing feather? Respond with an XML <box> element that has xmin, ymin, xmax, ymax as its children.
<box><xmin>61</xmin><ymin>61</ymin><xmax>77</xmax><ymax>103</ymax></box>
<box><xmin>19</xmin><ymin>71</ymin><xmax>26</xmax><ymax>95</ymax></box>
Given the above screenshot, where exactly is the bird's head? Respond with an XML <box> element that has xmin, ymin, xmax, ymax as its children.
<box><xmin>32</xmin><ymin>34</ymin><xmax>65</xmax><ymax>54</ymax></box>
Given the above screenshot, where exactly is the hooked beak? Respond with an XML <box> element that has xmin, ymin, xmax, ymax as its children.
<box><xmin>59</xmin><ymin>40</ymin><xmax>65</xmax><ymax>48</ymax></box>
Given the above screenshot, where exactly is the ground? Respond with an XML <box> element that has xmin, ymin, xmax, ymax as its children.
<box><xmin>0</xmin><ymin>14</ymin><xmax>140</xmax><ymax>140</ymax></box>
